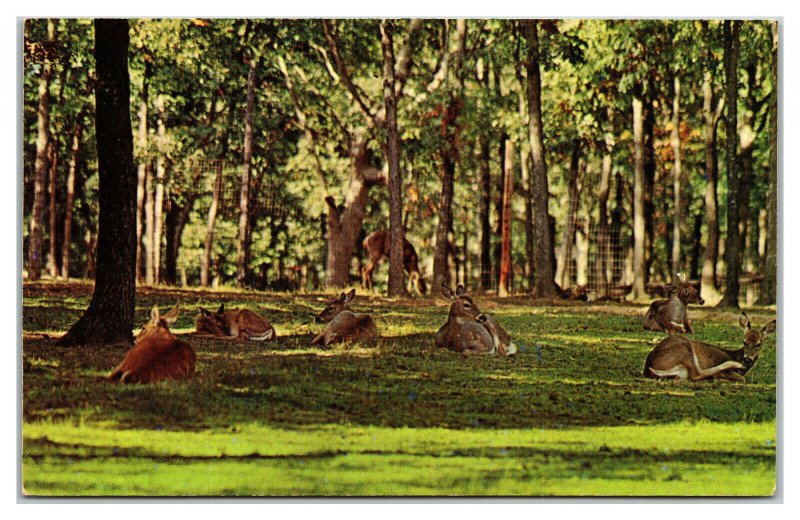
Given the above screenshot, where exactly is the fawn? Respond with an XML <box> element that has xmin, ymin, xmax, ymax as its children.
<box><xmin>644</xmin><ymin>311</ymin><xmax>776</xmax><ymax>382</ymax></box>
<box><xmin>642</xmin><ymin>281</ymin><xmax>705</xmax><ymax>334</ymax></box>
<box><xmin>362</xmin><ymin>229</ymin><xmax>427</xmax><ymax>296</ymax></box>
<box><xmin>434</xmin><ymin>284</ymin><xmax>517</xmax><ymax>356</ymax></box>
<box><xmin>311</xmin><ymin>289</ymin><xmax>378</xmax><ymax>346</ymax></box>
<box><xmin>107</xmin><ymin>304</ymin><xmax>196</xmax><ymax>384</ymax></box>
<box><xmin>195</xmin><ymin>303</ymin><xmax>276</xmax><ymax>341</ymax></box>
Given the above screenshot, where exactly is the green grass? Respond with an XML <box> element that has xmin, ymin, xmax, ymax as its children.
<box><xmin>21</xmin><ymin>280</ymin><xmax>778</xmax><ymax>496</ymax></box>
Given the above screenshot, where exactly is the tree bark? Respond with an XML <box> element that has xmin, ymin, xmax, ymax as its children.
<box><xmin>559</xmin><ymin>139</ymin><xmax>581</xmax><ymax>289</ymax></box>
<box><xmin>46</xmin><ymin>140</ymin><xmax>59</xmax><ymax>277</ymax></box>
<box><xmin>61</xmin><ymin>113</ymin><xmax>86</xmax><ymax>279</ymax></box>
<box><xmin>163</xmin><ymin>197</ymin><xmax>194</xmax><ymax>286</ymax></box>
<box><xmin>135</xmin><ymin>53</ymin><xmax>151</xmax><ymax>281</ymax></box>
<box><xmin>144</xmin><ymin>161</ymin><xmax>154</xmax><ymax>283</ymax></box>
<box><xmin>28</xmin><ymin>19</ymin><xmax>56</xmax><ymax>281</ymax></box>
<box><xmin>152</xmin><ymin>95</ymin><xmax>167</xmax><ymax>283</ymax></box>
<box><xmin>57</xmin><ymin>19</ymin><xmax>137</xmax><ymax>348</ymax></box>
<box><xmin>498</xmin><ymin>138</ymin><xmax>514</xmax><ymax>297</ymax></box>
<box><xmin>761</xmin><ymin>21</ymin><xmax>778</xmax><ymax>304</ymax></box>
<box><xmin>236</xmin><ymin>57</ymin><xmax>257</xmax><ymax>288</ymax></box>
<box><xmin>524</xmin><ymin>20</ymin><xmax>559</xmax><ymax>298</ymax></box>
<box><xmin>701</xmin><ymin>70</ymin><xmax>723</xmax><ymax>299</ymax></box>
<box><xmin>630</xmin><ymin>94</ymin><xmax>647</xmax><ymax>300</ymax></box>
<box><xmin>718</xmin><ymin>20</ymin><xmax>742</xmax><ymax>309</ymax></box>
<box><xmin>671</xmin><ymin>75</ymin><xmax>682</xmax><ymax>282</ymax></box>
<box><xmin>380</xmin><ymin>20</ymin><xmax>405</xmax><ymax>297</ymax></box>
<box><xmin>478</xmin><ymin>131</ymin><xmax>492</xmax><ymax>291</ymax></box>
<box><xmin>596</xmin><ymin>106</ymin><xmax>614</xmax><ymax>297</ymax></box>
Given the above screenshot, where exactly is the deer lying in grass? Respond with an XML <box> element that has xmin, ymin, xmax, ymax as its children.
<box><xmin>644</xmin><ymin>312</ymin><xmax>776</xmax><ymax>382</ymax></box>
<box><xmin>642</xmin><ymin>281</ymin><xmax>705</xmax><ymax>334</ymax></box>
<box><xmin>108</xmin><ymin>305</ymin><xmax>196</xmax><ymax>384</ymax></box>
<box><xmin>311</xmin><ymin>289</ymin><xmax>378</xmax><ymax>346</ymax></box>
<box><xmin>195</xmin><ymin>303</ymin><xmax>276</xmax><ymax>341</ymax></box>
<box><xmin>362</xmin><ymin>229</ymin><xmax>428</xmax><ymax>296</ymax></box>
<box><xmin>435</xmin><ymin>284</ymin><xmax>518</xmax><ymax>356</ymax></box>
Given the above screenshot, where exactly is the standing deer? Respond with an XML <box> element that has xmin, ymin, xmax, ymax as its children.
<box><xmin>644</xmin><ymin>312</ymin><xmax>776</xmax><ymax>382</ymax></box>
<box><xmin>195</xmin><ymin>303</ymin><xmax>276</xmax><ymax>341</ymax></box>
<box><xmin>435</xmin><ymin>284</ymin><xmax>518</xmax><ymax>356</ymax></box>
<box><xmin>108</xmin><ymin>304</ymin><xmax>196</xmax><ymax>384</ymax></box>
<box><xmin>311</xmin><ymin>289</ymin><xmax>378</xmax><ymax>346</ymax></box>
<box><xmin>642</xmin><ymin>280</ymin><xmax>705</xmax><ymax>334</ymax></box>
<box><xmin>362</xmin><ymin>229</ymin><xmax>428</xmax><ymax>296</ymax></box>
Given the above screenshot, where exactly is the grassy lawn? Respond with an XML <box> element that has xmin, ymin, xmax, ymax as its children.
<box><xmin>21</xmin><ymin>281</ymin><xmax>778</xmax><ymax>496</ymax></box>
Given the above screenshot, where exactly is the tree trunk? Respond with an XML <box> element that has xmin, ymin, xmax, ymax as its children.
<box><xmin>671</xmin><ymin>75</ymin><xmax>682</xmax><ymax>282</ymax></box>
<box><xmin>163</xmin><ymin>197</ymin><xmax>194</xmax><ymax>286</ymax></box>
<box><xmin>57</xmin><ymin>19</ymin><xmax>137</xmax><ymax>348</ymax></box>
<box><xmin>152</xmin><ymin>96</ymin><xmax>167</xmax><ymax>283</ymax></box>
<box><xmin>201</xmin><ymin>161</ymin><xmax>223</xmax><ymax>287</ymax></box>
<box><xmin>478</xmin><ymin>132</ymin><xmax>492</xmax><ymax>291</ymax></box>
<box><xmin>46</xmin><ymin>141</ymin><xmax>59</xmax><ymax>277</ymax></box>
<box><xmin>237</xmin><ymin>58</ymin><xmax>257</xmax><ymax>288</ymax></box>
<box><xmin>718</xmin><ymin>20</ymin><xmax>742</xmax><ymax>309</ymax></box>
<box><xmin>498</xmin><ymin>138</ymin><xmax>514</xmax><ymax>297</ymax></box>
<box><xmin>701</xmin><ymin>70</ymin><xmax>723</xmax><ymax>299</ymax></box>
<box><xmin>494</xmin><ymin>132</ymin><xmax>506</xmax><ymax>288</ymax></box>
<box><xmin>611</xmin><ymin>172</ymin><xmax>624</xmax><ymax>285</ymax></box>
<box><xmin>61</xmin><ymin>114</ymin><xmax>85</xmax><ymax>279</ymax></box>
<box><xmin>524</xmin><ymin>20</ymin><xmax>559</xmax><ymax>298</ymax></box>
<box><xmin>761</xmin><ymin>21</ymin><xmax>778</xmax><ymax>304</ymax></box>
<box><xmin>144</xmin><ymin>162</ymin><xmax>154</xmax><ymax>283</ymax></box>
<box><xmin>630</xmin><ymin>95</ymin><xmax>647</xmax><ymax>300</ymax></box>
<box><xmin>689</xmin><ymin>213</ymin><xmax>703</xmax><ymax>282</ymax></box>
<box><xmin>643</xmin><ymin>94</ymin><xmax>656</xmax><ymax>284</ymax></box>
<box><xmin>135</xmin><ymin>54</ymin><xmax>151</xmax><ymax>281</ymax></box>
<box><xmin>516</xmin><ymin>79</ymin><xmax>534</xmax><ymax>292</ymax></box>
<box><xmin>28</xmin><ymin>19</ymin><xmax>56</xmax><ymax>281</ymax></box>
<box><xmin>381</xmin><ymin>21</ymin><xmax>405</xmax><ymax>297</ymax></box>
<box><xmin>596</xmin><ymin>106</ymin><xmax>614</xmax><ymax>297</ymax></box>
<box><xmin>559</xmin><ymin>139</ymin><xmax>581</xmax><ymax>289</ymax></box>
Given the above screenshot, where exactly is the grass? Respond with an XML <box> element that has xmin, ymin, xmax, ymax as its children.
<box><xmin>21</xmin><ymin>280</ymin><xmax>778</xmax><ymax>496</ymax></box>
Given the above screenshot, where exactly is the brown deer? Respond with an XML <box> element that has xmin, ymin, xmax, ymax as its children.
<box><xmin>195</xmin><ymin>303</ymin><xmax>276</xmax><ymax>341</ymax></box>
<box><xmin>644</xmin><ymin>312</ymin><xmax>776</xmax><ymax>382</ymax></box>
<box><xmin>108</xmin><ymin>305</ymin><xmax>196</xmax><ymax>384</ymax></box>
<box><xmin>434</xmin><ymin>284</ymin><xmax>518</xmax><ymax>356</ymax></box>
<box><xmin>642</xmin><ymin>280</ymin><xmax>705</xmax><ymax>334</ymax></box>
<box><xmin>311</xmin><ymin>289</ymin><xmax>378</xmax><ymax>346</ymax></box>
<box><xmin>362</xmin><ymin>229</ymin><xmax>427</xmax><ymax>296</ymax></box>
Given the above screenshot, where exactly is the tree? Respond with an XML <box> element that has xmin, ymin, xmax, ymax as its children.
<box><xmin>57</xmin><ymin>19</ymin><xmax>138</xmax><ymax>348</ymax></box>
<box><xmin>236</xmin><ymin>56</ymin><xmax>257</xmax><ymax>288</ymax></box>
<box><xmin>760</xmin><ymin>21</ymin><xmax>778</xmax><ymax>304</ymax></box>
<box><xmin>670</xmin><ymin>75</ymin><xmax>682</xmax><ymax>282</ymax></box>
<box><xmin>717</xmin><ymin>20</ymin><xmax>742</xmax><ymax>309</ymax></box>
<box><xmin>524</xmin><ymin>20</ymin><xmax>560</xmax><ymax>298</ymax></box>
<box><xmin>498</xmin><ymin>138</ymin><xmax>514</xmax><ymax>297</ymax></box>
<box><xmin>630</xmin><ymin>93</ymin><xmax>647</xmax><ymax>300</ymax></box>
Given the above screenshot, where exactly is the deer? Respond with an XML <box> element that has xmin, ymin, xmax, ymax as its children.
<box><xmin>644</xmin><ymin>312</ymin><xmax>776</xmax><ymax>382</ymax></box>
<box><xmin>311</xmin><ymin>288</ymin><xmax>378</xmax><ymax>346</ymax></box>
<box><xmin>362</xmin><ymin>229</ymin><xmax>428</xmax><ymax>296</ymax></box>
<box><xmin>435</xmin><ymin>284</ymin><xmax>518</xmax><ymax>356</ymax></box>
<box><xmin>195</xmin><ymin>303</ymin><xmax>276</xmax><ymax>341</ymax></box>
<box><xmin>642</xmin><ymin>280</ymin><xmax>705</xmax><ymax>334</ymax></box>
<box><xmin>107</xmin><ymin>304</ymin><xmax>196</xmax><ymax>384</ymax></box>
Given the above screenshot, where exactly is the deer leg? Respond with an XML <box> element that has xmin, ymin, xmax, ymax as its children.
<box><xmin>714</xmin><ymin>370</ymin><xmax>747</xmax><ymax>382</ymax></box>
<box><xmin>687</xmin><ymin>348</ymin><xmax>744</xmax><ymax>381</ymax></box>
<box><xmin>311</xmin><ymin>332</ymin><xmax>325</xmax><ymax>345</ymax></box>
<box><xmin>683</xmin><ymin>316</ymin><xmax>694</xmax><ymax>334</ymax></box>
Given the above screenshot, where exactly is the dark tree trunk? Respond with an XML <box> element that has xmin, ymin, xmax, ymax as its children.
<box><xmin>380</xmin><ymin>21</ymin><xmax>405</xmax><ymax>297</ymax></box>
<box><xmin>153</xmin><ymin>96</ymin><xmax>167</xmax><ymax>282</ymax></box>
<box><xmin>611</xmin><ymin>172</ymin><xmax>624</xmax><ymax>285</ymax></box>
<box><xmin>718</xmin><ymin>20</ymin><xmax>742</xmax><ymax>309</ymax></box>
<box><xmin>57</xmin><ymin>19</ymin><xmax>137</xmax><ymax>348</ymax></box>
<box><xmin>433</xmin><ymin>98</ymin><xmax>458</xmax><ymax>291</ymax></box>
<box><xmin>524</xmin><ymin>20</ymin><xmax>559</xmax><ymax>298</ymax></box>
<box><xmin>631</xmin><ymin>94</ymin><xmax>647</xmax><ymax>300</ymax></box>
<box><xmin>478</xmin><ymin>132</ymin><xmax>492</xmax><ymax>291</ymax></box>
<box><xmin>163</xmin><ymin>197</ymin><xmax>194</xmax><ymax>286</ymax></box>
<box><xmin>559</xmin><ymin>139</ymin><xmax>581</xmax><ymax>289</ymax></box>
<box><xmin>643</xmin><ymin>94</ymin><xmax>656</xmax><ymax>285</ymax></box>
<box><xmin>494</xmin><ymin>132</ymin><xmax>506</xmax><ymax>288</ymax></box>
<box><xmin>237</xmin><ymin>58</ymin><xmax>257</xmax><ymax>288</ymax></box>
<box><xmin>701</xmin><ymin>70</ymin><xmax>723</xmax><ymax>299</ymax></box>
<box><xmin>761</xmin><ymin>21</ymin><xmax>778</xmax><ymax>304</ymax></box>
<box><xmin>689</xmin><ymin>212</ymin><xmax>703</xmax><ymax>282</ymax></box>
<box><xmin>61</xmin><ymin>113</ymin><xmax>86</xmax><ymax>279</ymax></box>
<box><xmin>47</xmin><ymin>140</ymin><xmax>59</xmax><ymax>277</ymax></box>
<box><xmin>498</xmin><ymin>138</ymin><xmax>514</xmax><ymax>297</ymax></box>
<box><xmin>28</xmin><ymin>19</ymin><xmax>56</xmax><ymax>281</ymax></box>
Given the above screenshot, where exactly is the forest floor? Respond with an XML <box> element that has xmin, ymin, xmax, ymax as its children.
<box><xmin>21</xmin><ymin>280</ymin><xmax>778</xmax><ymax>497</ymax></box>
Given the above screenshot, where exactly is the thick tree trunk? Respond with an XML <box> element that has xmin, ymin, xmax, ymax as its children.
<box><xmin>163</xmin><ymin>197</ymin><xmax>194</xmax><ymax>286</ymax></box>
<box><xmin>671</xmin><ymin>75</ymin><xmax>682</xmax><ymax>282</ymax></box>
<box><xmin>498</xmin><ymin>139</ymin><xmax>514</xmax><ymax>297</ymax></box>
<box><xmin>57</xmin><ymin>19</ymin><xmax>137</xmax><ymax>348</ymax></box>
<box><xmin>152</xmin><ymin>96</ymin><xmax>167</xmax><ymax>283</ymax></box>
<box><xmin>201</xmin><ymin>161</ymin><xmax>223</xmax><ymax>287</ymax></box>
<box><xmin>134</xmin><ymin>54</ymin><xmax>151</xmax><ymax>281</ymax></box>
<box><xmin>28</xmin><ymin>19</ymin><xmax>56</xmax><ymax>281</ymax></box>
<box><xmin>558</xmin><ymin>139</ymin><xmax>581</xmax><ymax>289</ymax></box>
<box><xmin>237</xmin><ymin>58</ymin><xmax>257</xmax><ymax>288</ymax></box>
<box><xmin>381</xmin><ymin>21</ymin><xmax>405</xmax><ymax>297</ymax></box>
<box><xmin>478</xmin><ymin>132</ymin><xmax>492</xmax><ymax>291</ymax></box>
<box><xmin>718</xmin><ymin>20</ymin><xmax>742</xmax><ymax>309</ymax></box>
<box><xmin>525</xmin><ymin>20</ymin><xmax>559</xmax><ymax>298</ymax></box>
<box><xmin>61</xmin><ymin>115</ymin><xmax>85</xmax><ymax>279</ymax></box>
<box><xmin>701</xmin><ymin>71</ymin><xmax>723</xmax><ymax>299</ymax></box>
<box><xmin>630</xmin><ymin>95</ymin><xmax>647</xmax><ymax>300</ymax></box>
<box><xmin>761</xmin><ymin>21</ymin><xmax>778</xmax><ymax>304</ymax></box>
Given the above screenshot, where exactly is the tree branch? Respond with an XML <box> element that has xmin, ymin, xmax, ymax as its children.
<box><xmin>392</xmin><ymin>18</ymin><xmax>422</xmax><ymax>101</ymax></box>
<box><xmin>321</xmin><ymin>19</ymin><xmax>376</xmax><ymax>125</ymax></box>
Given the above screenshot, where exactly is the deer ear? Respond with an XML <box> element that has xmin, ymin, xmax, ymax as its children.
<box><xmin>739</xmin><ymin>312</ymin><xmax>751</xmax><ymax>331</ymax></box>
<box><xmin>217</xmin><ymin>303</ymin><xmax>225</xmax><ymax>314</ymax></box>
<box><xmin>456</xmin><ymin>284</ymin><xmax>465</xmax><ymax>296</ymax></box>
<box><xmin>162</xmin><ymin>304</ymin><xmax>180</xmax><ymax>325</ymax></box>
<box><xmin>200</xmin><ymin>308</ymin><xmax>210</xmax><ymax>317</ymax></box>
<box><xmin>441</xmin><ymin>284</ymin><xmax>454</xmax><ymax>299</ymax></box>
<box><xmin>762</xmin><ymin>320</ymin><xmax>776</xmax><ymax>336</ymax></box>
<box><xmin>344</xmin><ymin>288</ymin><xmax>356</xmax><ymax>303</ymax></box>
<box><xmin>150</xmin><ymin>306</ymin><xmax>161</xmax><ymax>323</ymax></box>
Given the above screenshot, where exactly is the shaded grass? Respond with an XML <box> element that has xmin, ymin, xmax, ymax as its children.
<box><xmin>21</xmin><ymin>281</ymin><xmax>778</xmax><ymax>496</ymax></box>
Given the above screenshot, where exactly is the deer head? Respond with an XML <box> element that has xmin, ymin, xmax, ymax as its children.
<box><xmin>667</xmin><ymin>281</ymin><xmax>705</xmax><ymax>305</ymax></box>
<box><xmin>136</xmin><ymin>304</ymin><xmax>180</xmax><ymax>342</ymax></box>
<box><xmin>195</xmin><ymin>303</ymin><xmax>227</xmax><ymax>335</ymax></box>
<box><xmin>315</xmin><ymin>289</ymin><xmax>356</xmax><ymax>323</ymax></box>
<box><xmin>441</xmin><ymin>284</ymin><xmax>486</xmax><ymax>323</ymax></box>
<box><xmin>739</xmin><ymin>312</ymin><xmax>776</xmax><ymax>366</ymax></box>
